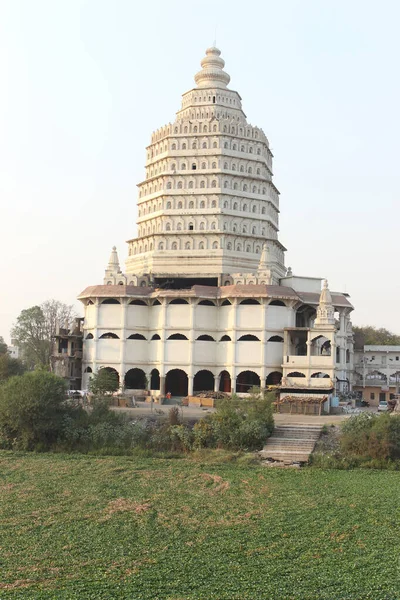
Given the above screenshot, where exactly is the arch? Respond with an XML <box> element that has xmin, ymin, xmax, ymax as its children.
<box><xmin>169</xmin><ymin>298</ymin><xmax>189</xmax><ymax>305</ymax></box>
<box><xmin>150</xmin><ymin>369</ymin><xmax>160</xmax><ymax>390</ymax></box>
<box><xmin>87</xmin><ymin>300</ymin><xmax>94</xmax><ymax>305</ymax></box>
<box><xmin>193</xmin><ymin>370</ymin><xmax>214</xmax><ymax>393</ymax></box>
<box><xmin>219</xmin><ymin>370</ymin><xmax>231</xmax><ymax>392</ymax></box>
<box><xmin>165</xmin><ymin>369</ymin><xmax>188</xmax><ymax>396</ymax></box>
<box><xmin>85</xmin><ymin>333</ymin><xmax>94</xmax><ymax>340</ymax></box>
<box><xmin>311</xmin><ymin>372</ymin><xmax>330</xmax><ymax>379</ymax></box>
<box><xmin>268</xmin><ymin>335</ymin><xmax>284</xmax><ymax>342</ymax></box>
<box><xmin>127</xmin><ymin>333</ymin><xmax>147</xmax><ymax>340</ymax></box>
<box><xmin>151</xmin><ymin>333</ymin><xmax>161</xmax><ymax>340</ymax></box>
<box><xmin>236</xmin><ymin>371</ymin><xmax>261</xmax><ymax>393</ymax></box>
<box><xmin>101</xmin><ymin>298</ymin><xmax>120</xmax><ymax>305</ymax></box>
<box><xmin>168</xmin><ymin>333</ymin><xmax>188</xmax><ymax>340</ymax></box>
<box><xmin>220</xmin><ymin>335</ymin><xmax>231</xmax><ymax>341</ymax></box>
<box><xmin>152</xmin><ymin>299</ymin><xmax>161</xmax><ymax>306</ymax></box>
<box><xmin>196</xmin><ymin>334</ymin><xmax>216</xmax><ymax>341</ymax></box>
<box><xmin>266</xmin><ymin>371</ymin><xmax>282</xmax><ymax>386</ymax></box>
<box><xmin>221</xmin><ymin>299</ymin><xmax>232</xmax><ymax>306</ymax></box>
<box><xmin>84</xmin><ymin>366</ymin><xmax>92</xmax><ymax>373</ymax></box>
<box><xmin>198</xmin><ymin>300</ymin><xmax>215</xmax><ymax>306</ymax></box>
<box><xmin>269</xmin><ymin>300</ymin><xmax>286</xmax><ymax>307</ymax></box>
<box><xmin>238</xmin><ymin>334</ymin><xmax>260</xmax><ymax>341</ymax></box>
<box><xmin>99</xmin><ymin>332</ymin><xmax>119</xmax><ymax>339</ymax></box>
<box><xmin>124</xmin><ymin>368</ymin><xmax>146</xmax><ymax>390</ymax></box>
<box><xmin>240</xmin><ymin>299</ymin><xmax>260</xmax><ymax>305</ymax></box>
<box><xmin>287</xmin><ymin>372</ymin><xmax>306</xmax><ymax>378</ymax></box>
<box><xmin>129</xmin><ymin>299</ymin><xmax>147</xmax><ymax>306</ymax></box>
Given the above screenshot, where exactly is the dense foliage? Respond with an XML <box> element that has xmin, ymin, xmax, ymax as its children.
<box><xmin>0</xmin><ymin>371</ymin><xmax>70</xmax><ymax>450</ymax></box>
<box><xmin>0</xmin><ymin>353</ymin><xmax>25</xmax><ymax>383</ymax></box>
<box><xmin>89</xmin><ymin>368</ymin><xmax>119</xmax><ymax>395</ymax></box>
<box><xmin>353</xmin><ymin>324</ymin><xmax>400</xmax><ymax>347</ymax></box>
<box><xmin>311</xmin><ymin>413</ymin><xmax>400</xmax><ymax>469</ymax></box>
<box><xmin>11</xmin><ymin>300</ymin><xmax>76</xmax><ymax>368</ymax></box>
<box><xmin>0</xmin><ymin>335</ymin><xmax>8</xmax><ymax>354</ymax></box>
<box><xmin>0</xmin><ymin>452</ymin><xmax>399</xmax><ymax>599</ymax></box>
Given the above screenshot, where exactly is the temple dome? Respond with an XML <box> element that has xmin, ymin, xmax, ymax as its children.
<box><xmin>194</xmin><ymin>47</ymin><xmax>231</xmax><ymax>89</ymax></box>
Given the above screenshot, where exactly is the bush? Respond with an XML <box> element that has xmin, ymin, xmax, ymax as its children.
<box><xmin>0</xmin><ymin>371</ymin><xmax>71</xmax><ymax>450</ymax></box>
<box><xmin>341</xmin><ymin>413</ymin><xmax>400</xmax><ymax>461</ymax></box>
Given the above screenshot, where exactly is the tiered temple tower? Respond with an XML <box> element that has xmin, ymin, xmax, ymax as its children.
<box><xmin>123</xmin><ymin>47</ymin><xmax>286</xmax><ymax>288</ymax></box>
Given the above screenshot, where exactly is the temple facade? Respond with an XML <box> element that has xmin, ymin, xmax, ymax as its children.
<box><xmin>79</xmin><ymin>47</ymin><xmax>354</xmax><ymax>407</ymax></box>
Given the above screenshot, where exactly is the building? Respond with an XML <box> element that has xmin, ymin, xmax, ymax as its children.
<box><xmin>79</xmin><ymin>46</ymin><xmax>354</xmax><ymax>408</ymax></box>
<box><xmin>353</xmin><ymin>345</ymin><xmax>400</xmax><ymax>406</ymax></box>
<box><xmin>51</xmin><ymin>318</ymin><xmax>84</xmax><ymax>390</ymax></box>
<box><xmin>7</xmin><ymin>341</ymin><xmax>20</xmax><ymax>360</ymax></box>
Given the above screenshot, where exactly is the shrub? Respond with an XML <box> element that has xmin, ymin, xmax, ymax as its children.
<box><xmin>0</xmin><ymin>371</ymin><xmax>70</xmax><ymax>450</ymax></box>
<box><xmin>341</xmin><ymin>413</ymin><xmax>400</xmax><ymax>461</ymax></box>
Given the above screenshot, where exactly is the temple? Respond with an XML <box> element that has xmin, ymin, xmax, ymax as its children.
<box><xmin>78</xmin><ymin>47</ymin><xmax>354</xmax><ymax>410</ymax></box>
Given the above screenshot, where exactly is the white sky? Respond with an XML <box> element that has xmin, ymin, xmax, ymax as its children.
<box><xmin>1</xmin><ymin>0</ymin><xmax>400</xmax><ymax>343</ymax></box>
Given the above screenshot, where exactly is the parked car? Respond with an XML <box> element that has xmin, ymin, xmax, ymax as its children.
<box><xmin>377</xmin><ymin>400</ymin><xmax>388</xmax><ymax>412</ymax></box>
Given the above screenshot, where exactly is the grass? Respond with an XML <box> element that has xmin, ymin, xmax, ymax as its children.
<box><xmin>0</xmin><ymin>451</ymin><xmax>399</xmax><ymax>599</ymax></box>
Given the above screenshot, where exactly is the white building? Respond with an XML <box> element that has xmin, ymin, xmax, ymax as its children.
<box><xmin>79</xmin><ymin>47</ymin><xmax>354</xmax><ymax>406</ymax></box>
<box><xmin>353</xmin><ymin>345</ymin><xmax>400</xmax><ymax>406</ymax></box>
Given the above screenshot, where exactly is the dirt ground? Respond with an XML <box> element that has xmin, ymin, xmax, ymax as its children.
<box><xmin>112</xmin><ymin>403</ymin><xmax>350</xmax><ymax>424</ymax></box>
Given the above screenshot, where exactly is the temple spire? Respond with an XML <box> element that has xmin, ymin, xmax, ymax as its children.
<box><xmin>106</xmin><ymin>246</ymin><xmax>120</xmax><ymax>274</ymax></box>
<box><xmin>314</xmin><ymin>279</ymin><xmax>335</xmax><ymax>327</ymax></box>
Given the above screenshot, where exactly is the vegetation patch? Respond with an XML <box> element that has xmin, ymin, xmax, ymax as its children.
<box><xmin>0</xmin><ymin>451</ymin><xmax>399</xmax><ymax>599</ymax></box>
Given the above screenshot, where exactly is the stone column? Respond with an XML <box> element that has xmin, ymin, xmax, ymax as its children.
<box><xmin>188</xmin><ymin>375</ymin><xmax>194</xmax><ymax>397</ymax></box>
<box><xmin>93</xmin><ymin>298</ymin><xmax>100</xmax><ymax>371</ymax></box>
<box><xmin>260</xmin><ymin>298</ymin><xmax>267</xmax><ymax>388</ymax></box>
<box><xmin>214</xmin><ymin>374</ymin><xmax>220</xmax><ymax>392</ymax></box>
<box><xmin>188</xmin><ymin>299</ymin><xmax>196</xmax><ymax>391</ymax></box>
<box><xmin>159</xmin><ymin>298</ymin><xmax>167</xmax><ymax>390</ymax></box>
<box><xmin>119</xmin><ymin>298</ymin><xmax>128</xmax><ymax>391</ymax></box>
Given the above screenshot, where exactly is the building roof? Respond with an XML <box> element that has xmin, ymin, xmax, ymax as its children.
<box><xmin>77</xmin><ymin>284</ymin><xmax>353</xmax><ymax>309</ymax></box>
<box><xmin>364</xmin><ymin>345</ymin><xmax>400</xmax><ymax>352</ymax></box>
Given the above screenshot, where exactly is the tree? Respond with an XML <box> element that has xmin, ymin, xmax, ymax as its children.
<box><xmin>11</xmin><ymin>301</ymin><xmax>77</xmax><ymax>369</ymax></box>
<box><xmin>0</xmin><ymin>370</ymin><xmax>68</xmax><ymax>450</ymax></box>
<box><xmin>0</xmin><ymin>336</ymin><xmax>7</xmax><ymax>355</ymax></box>
<box><xmin>0</xmin><ymin>354</ymin><xmax>25</xmax><ymax>383</ymax></box>
<box><xmin>89</xmin><ymin>368</ymin><xmax>119</xmax><ymax>396</ymax></box>
<box><xmin>353</xmin><ymin>326</ymin><xmax>400</xmax><ymax>348</ymax></box>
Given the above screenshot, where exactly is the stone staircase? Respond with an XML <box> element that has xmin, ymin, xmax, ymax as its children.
<box><xmin>259</xmin><ymin>425</ymin><xmax>323</xmax><ymax>464</ymax></box>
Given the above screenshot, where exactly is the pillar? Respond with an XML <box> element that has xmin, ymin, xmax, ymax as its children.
<box><xmin>214</xmin><ymin>375</ymin><xmax>220</xmax><ymax>392</ymax></box>
<box><xmin>119</xmin><ymin>298</ymin><xmax>128</xmax><ymax>390</ymax></box>
<box><xmin>188</xmin><ymin>375</ymin><xmax>194</xmax><ymax>397</ymax></box>
<box><xmin>160</xmin><ymin>376</ymin><xmax>166</xmax><ymax>396</ymax></box>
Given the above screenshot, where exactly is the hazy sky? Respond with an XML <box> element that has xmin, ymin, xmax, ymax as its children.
<box><xmin>1</xmin><ymin>0</ymin><xmax>400</xmax><ymax>343</ymax></box>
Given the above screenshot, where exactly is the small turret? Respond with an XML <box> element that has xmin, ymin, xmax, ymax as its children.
<box><xmin>103</xmin><ymin>246</ymin><xmax>124</xmax><ymax>284</ymax></box>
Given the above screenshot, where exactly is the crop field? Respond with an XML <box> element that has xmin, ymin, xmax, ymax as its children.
<box><xmin>0</xmin><ymin>451</ymin><xmax>399</xmax><ymax>600</ymax></box>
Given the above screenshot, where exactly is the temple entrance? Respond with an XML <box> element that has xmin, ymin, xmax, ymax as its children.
<box><xmin>236</xmin><ymin>371</ymin><xmax>261</xmax><ymax>393</ymax></box>
<box><xmin>165</xmin><ymin>369</ymin><xmax>188</xmax><ymax>396</ymax></box>
<box><xmin>266</xmin><ymin>371</ymin><xmax>282</xmax><ymax>386</ymax></box>
<box><xmin>150</xmin><ymin>369</ymin><xmax>160</xmax><ymax>390</ymax></box>
<box><xmin>193</xmin><ymin>370</ymin><xmax>214</xmax><ymax>392</ymax></box>
<box><xmin>124</xmin><ymin>368</ymin><xmax>146</xmax><ymax>389</ymax></box>
<box><xmin>219</xmin><ymin>370</ymin><xmax>231</xmax><ymax>392</ymax></box>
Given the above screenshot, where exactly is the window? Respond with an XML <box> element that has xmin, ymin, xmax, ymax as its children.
<box><xmin>200</xmin><ymin>200</ymin><xmax>205</xmax><ymax>208</ymax></box>
<box><xmin>166</xmin><ymin>201</ymin><xmax>171</xmax><ymax>209</ymax></box>
<box><xmin>177</xmin><ymin>182</ymin><xmax>182</xmax><ymax>189</ymax></box>
<box><xmin>199</xmin><ymin>242</ymin><xmax>204</xmax><ymax>249</ymax></box>
<box><xmin>227</xmin><ymin>242</ymin><xmax>232</xmax><ymax>250</ymax></box>
<box><xmin>182</xmin><ymin>143</ymin><xmax>186</xmax><ymax>149</ymax></box>
<box><xmin>172</xmin><ymin>143</ymin><xmax>176</xmax><ymax>150</ymax></box>
<box><xmin>211</xmin><ymin>180</ymin><xmax>217</xmax><ymax>188</ymax></box>
<box><xmin>370</xmin><ymin>392</ymin><xmax>375</xmax><ymax>400</ymax></box>
<box><xmin>213</xmin><ymin>141</ymin><xmax>218</xmax><ymax>148</ymax></box>
<box><xmin>189</xmin><ymin>222</ymin><xmax>194</xmax><ymax>230</ymax></box>
<box><xmin>201</xmin><ymin>162</ymin><xmax>206</xmax><ymax>169</ymax></box>
<box><xmin>202</xmin><ymin>142</ymin><xmax>207</xmax><ymax>148</ymax></box>
<box><xmin>192</xmin><ymin>163</ymin><xmax>196</xmax><ymax>170</ymax></box>
<box><xmin>188</xmin><ymin>181</ymin><xmax>193</xmax><ymax>189</ymax></box>
<box><xmin>172</xmin><ymin>242</ymin><xmax>178</xmax><ymax>250</ymax></box>
<box><xmin>212</xmin><ymin>241</ymin><xmax>218</xmax><ymax>249</ymax></box>
<box><xmin>181</xmin><ymin>163</ymin><xmax>186</xmax><ymax>170</ymax></box>
<box><xmin>212</xmin><ymin>162</ymin><xmax>217</xmax><ymax>169</ymax></box>
<box><xmin>185</xmin><ymin>241</ymin><xmax>190</xmax><ymax>249</ymax></box>
<box><xmin>177</xmin><ymin>201</ymin><xmax>182</xmax><ymax>209</ymax></box>
<box><xmin>200</xmin><ymin>180</ymin><xmax>205</xmax><ymax>188</ymax></box>
<box><xmin>167</xmin><ymin>182</ymin><xmax>172</xmax><ymax>189</ymax></box>
<box><xmin>166</xmin><ymin>223</ymin><xmax>171</xmax><ymax>231</ymax></box>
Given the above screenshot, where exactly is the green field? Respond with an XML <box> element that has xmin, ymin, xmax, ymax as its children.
<box><xmin>0</xmin><ymin>451</ymin><xmax>399</xmax><ymax>600</ymax></box>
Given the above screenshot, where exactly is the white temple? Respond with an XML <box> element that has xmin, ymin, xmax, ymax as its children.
<box><xmin>79</xmin><ymin>47</ymin><xmax>354</xmax><ymax>407</ymax></box>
